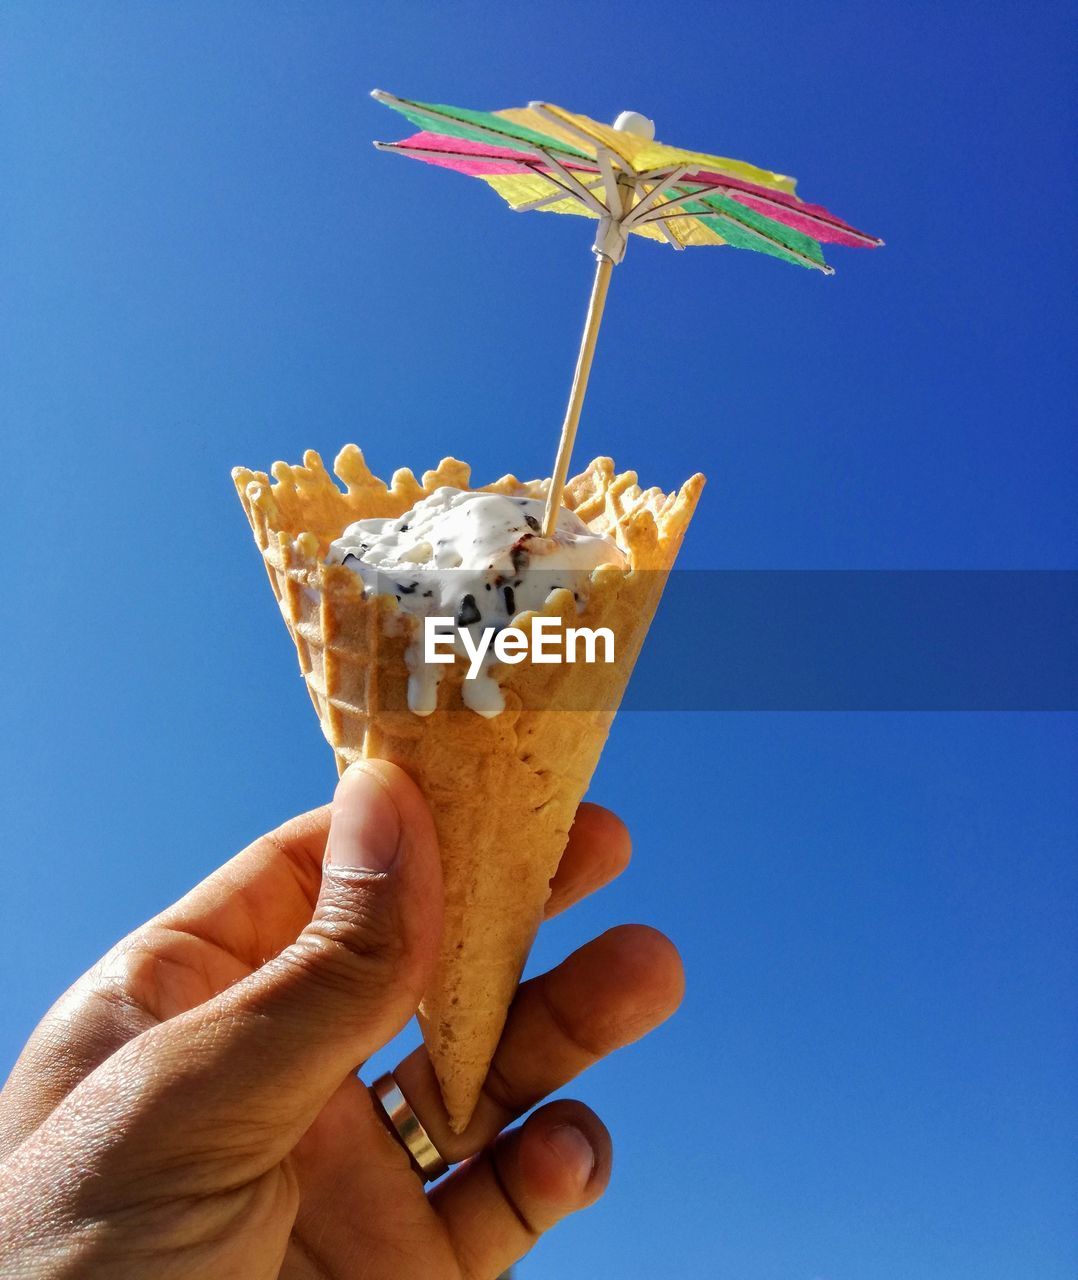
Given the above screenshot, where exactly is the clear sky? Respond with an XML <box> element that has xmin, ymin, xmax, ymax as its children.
<box><xmin>2</xmin><ymin>2</ymin><xmax>1076</xmax><ymax>1278</ymax></box>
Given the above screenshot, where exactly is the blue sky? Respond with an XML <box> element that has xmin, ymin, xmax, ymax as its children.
<box><xmin>2</xmin><ymin>2</ymin><xmax>1075</xmax><ymax>1277</ymax></box>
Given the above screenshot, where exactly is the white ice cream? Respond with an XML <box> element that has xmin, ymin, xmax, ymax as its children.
<box><xmin>326</xmin><ymin>487</ymin><xmax>627</xmax><ymax>717</ymax></box>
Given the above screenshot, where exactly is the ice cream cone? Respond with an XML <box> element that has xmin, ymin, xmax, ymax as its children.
<box><xmin>233</xmin><ymin>445</ymin><xmax>703</xmax><ymax>1132</ymax></box>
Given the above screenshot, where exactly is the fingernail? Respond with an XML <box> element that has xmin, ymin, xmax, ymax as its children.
<box><xmin>326</xmin><ymin>765</ymin><xmax>402</xmax><ymax>873</ymax></box>
<box><xmin>545</xmin><ymin>1124</ymin><xmax>596</xmax><ymax>1192</ymax></box>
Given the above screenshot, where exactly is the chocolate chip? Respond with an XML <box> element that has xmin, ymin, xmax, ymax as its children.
<box><xmin>456</xmin><ymin>594</ymin><xmax>481</xmax><ymax>627</ymax></box>
<box><xmin>503</xmin><ymin>585</ymin><xmax>516</xmax><ymax>615</ymax></box>
<box><xmin>510</xmin><ymin>545</ymin><xmax>529</xmax><ymax>574</ymax></box>
<box><xmin>395</xmin><ymin>581</ymin><xmax>417</xmax><ymax>594</ymax></box>
<box><xmin>398</xmin><ymin>523</ymin><xmax>410</xmax><ymax>532</ymax></box>
<box><xmin>422</xmin><ymin>590</ymin><xmax>433</xmax><ymax>598</ymax></box>
<box><xmin>525</xmin><ymin>514</ymin><xmax>541</xmax><ymax>532</ymax></box>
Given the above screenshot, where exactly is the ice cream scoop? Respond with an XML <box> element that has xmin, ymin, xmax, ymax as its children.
<box><xmin>327</xmin><ymin>487</ymin><xmax>627</xmax><ymax>718</ymax></box>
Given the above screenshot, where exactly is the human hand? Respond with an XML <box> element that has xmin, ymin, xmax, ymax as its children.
<box><xmin>0</xmin><ymin>762</ymin><xmax>683</xmax><ymax>1278</ymax></box>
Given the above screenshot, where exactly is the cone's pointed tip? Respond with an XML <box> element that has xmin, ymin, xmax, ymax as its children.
<box><xmin>447</xmin><ymin>1109</ymin><xmax>472</xmax><ymax>1135</ymax></box>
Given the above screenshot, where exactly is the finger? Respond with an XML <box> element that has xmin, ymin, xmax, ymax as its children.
<box><xmin>148</xmin><ymin>803</ymin><xmax>332</xmax><ymax>973</ymax></box>
<box><xmin>78</xmin><ymin>761</ymin><xmax>445</xmax><ymax>1193</ymax></box>
<box><xmin>0</xmin><ymin>796</ymin><xmax>627</xmax><ymax>1160</ymax></box>
<box><xmin>287</xmin><ymin>1078</ymin><xmax>457</xmax><ymax>1280</ymax></box>
<box><xmin>0</xmin><ymin>806</ymin><xmax>331</xmax><ymax>1159</ymax></box>
<box><xmin>393</xmin><ymin>923</ymin><xmax>684</xmax><ymax>1163</ymax></box>
<box><xmin>431</xmin><ymin>1099</ymin><xmax>611</xmax><ymax>1280</ymax></box>
<box><xmin>543</xmin><ymin>803</ymin><xmax>631</xmax><ymax>920</ymax></box>
<box><xmin>190</xmin><ymin>760</ymin><xmax>443</xmax><ymax>1113</ymax></box>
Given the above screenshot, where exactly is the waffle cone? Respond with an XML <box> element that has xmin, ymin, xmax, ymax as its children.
<box><xmin>233</xmin><ymin>446</ymin><xmax>703</xmax><ymax>1131</ymax></box>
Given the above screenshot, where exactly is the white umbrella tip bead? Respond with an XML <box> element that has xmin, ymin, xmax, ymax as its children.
<box><xmin>613</xmin><ymin>110</ymin><xmax>655</xmax><ymax>140</ymax></box>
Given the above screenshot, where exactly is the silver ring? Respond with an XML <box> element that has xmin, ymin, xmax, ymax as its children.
<box><xmin>370</xmin><ymin>1072</ymin><xmax>450</xmax><ymax>1183</ymax></box>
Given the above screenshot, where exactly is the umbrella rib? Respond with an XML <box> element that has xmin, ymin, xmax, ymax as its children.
<box><xmin>727</xmin><ymin>191</ymin><xmax>883</xmax><ymax>246</ymax></box>
<box><xmin>515</xmin><ymin>168</ymin><xmax>603</xmax><ymax>215</ymax></box>
<box><xmin>373</xmin><ymin>140</ymin><xmax>601</xmax><ymax>212</ymax></box>
<box><xmin>622</xmin><ymin>166</ymin><xmax>690</xmax><ymax>226</ymax></box>
<box><xmin>527</xmin><ymin>102</ymin><xmax>635</xmax><ymax>170</ymax></box>
<box><xmin>371</xmin><ymin>89</ymin><xmax>590</xmax><ymax>164</ymax></box>
<box><xmin>652</xmin><ymin>218</ymin><xmax>685</xmax><ymax>250</ymax></box>
<box><xmin>617</xmin><ymin>179</ymin><xmax>737</xmax><ymax>231</ymax></box>
<box><xmin>637</xmin><ymin>173</ymin><xmax>882</xmax><ymax>247</ymax></box>
<box><xmin>644</xmin><ymin>185</ymin><xmax>833</xmax><ymax>272</ymax></box>
<box><xmin>374</xmin><ymin>139</ymin><xmax>607</xmax><ymax>218</ymax></box>
<box><xmin>512</xmin><ymin>177</ymin><xmax>606</xmax><ymax>213</ymax></box>
<box><xmin>632</xmin><ymin>185</ymin><xmax>728</xmax><ymax>225</ymax></box>
<box><xmin>538</xmin><ymin>150</ymin><xmax>612</xmax><ymax>217</ymax></box>
<box><xmin>689</xmin><ymin>179</ymin><xmax>882</xmax><ymax>246</ymax></box>
<box><xmin>373</xmin><ymin>139</ymin><xmax>556</xmax><ymax>167</ymax></box>
<box><xmin>635</xmin><ymin>164</ymin><xmax>689</xmax><ymax>183</ymax></box>
<box><xmin>595</xmin><ymin>148</ymin><xmax>623</xmax><ymax>213</ymax></box>
<box><xmin>373</xmin><ymin>138</ymin><xmax>587</xmax><ymax>168</ymax></box>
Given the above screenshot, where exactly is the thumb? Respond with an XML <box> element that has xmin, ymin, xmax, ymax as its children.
<box><xmin>256</xmin><ymin>759</ymin><xmax>445</xmax><ymax>1078</ymax></box>
<box><xmin>151</xmin><ymin>761</ymin><xmax>444</xmax><ymax>1145</ymax></box>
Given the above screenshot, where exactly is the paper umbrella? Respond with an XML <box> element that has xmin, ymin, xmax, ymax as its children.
<box><xmin>372</xmin><ymin>90</ymin><xmax>882</xmax><ymax>529</ymax></box>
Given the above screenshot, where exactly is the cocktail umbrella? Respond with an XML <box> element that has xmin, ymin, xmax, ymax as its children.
<box><xmin>372</xmin><ymin>90</ymin><xmax>882</xmax><ymax>531</ymax></box>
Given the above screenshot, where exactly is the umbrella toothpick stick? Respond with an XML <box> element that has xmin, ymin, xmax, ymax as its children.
<box><xmin>370</xmin><ymin>91</ymin><xmax>882</xmax><ymax>535</ymax></box>
<box><xmin>541</xmin><ymin>250</ymin><xmax>614</xmax><ymax>536</ymax></box>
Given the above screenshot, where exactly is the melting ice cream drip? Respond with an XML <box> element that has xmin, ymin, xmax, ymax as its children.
<box><xmin>326</xmin><ymin>487</ymin><xmax>627</xmax><ymax>717</ymax></box>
